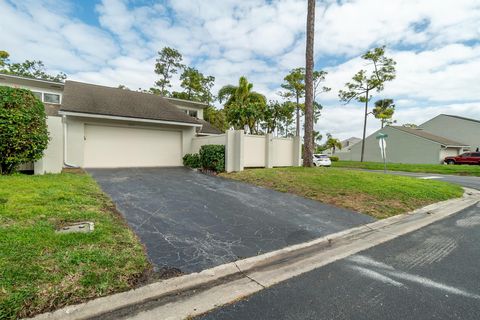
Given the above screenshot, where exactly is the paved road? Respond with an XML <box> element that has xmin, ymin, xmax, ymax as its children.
<box><xmin>199</xmin><ymin>202</ymin><xmax>480</xmax><ymax>320</ymax></box>
<box><xmin>88</xmin><ymin>167</ymin><xmax>373</xmax><ymax>274</ymax></box>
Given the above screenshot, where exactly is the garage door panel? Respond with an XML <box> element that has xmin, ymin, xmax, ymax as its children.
<box><xmin>84</xmin><ymin>125</ymin><xmax>182</xmax><ymax>168</ymax></box>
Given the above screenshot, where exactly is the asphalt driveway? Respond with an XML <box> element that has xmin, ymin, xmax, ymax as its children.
<box><xmin>88</xmin><ymin>167</ymin><xmax>374</xmax><ymax>274</ymax></box>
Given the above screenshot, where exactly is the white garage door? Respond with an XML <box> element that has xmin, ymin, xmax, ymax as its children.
<box><xmin>84</xmin><ymin>125</ymin><xmax>182</xmax><ymax>168</ymax></box>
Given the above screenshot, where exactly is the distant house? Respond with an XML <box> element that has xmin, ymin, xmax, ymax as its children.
<box><xmin>340</xmin><ymin>125</ymin><xmax>469</xmax><ymax>164</ymax></box>
<box><xmin>325</xmin><ymin>137</ymin><xmax>361</xmax><ymax>156</ymax></box>
<box><xmin>419</xmin><ymin>114</ymin><xmax>480</xmax><ymax>152</ymax></box>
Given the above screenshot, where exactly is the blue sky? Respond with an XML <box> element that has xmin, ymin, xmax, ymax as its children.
<box><xmin>1</xmin><ymin>0</ymin><xmax>480</xmax><ymax>139</ymax></box>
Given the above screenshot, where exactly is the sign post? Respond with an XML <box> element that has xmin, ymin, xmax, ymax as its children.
<box><xmin>376</xmin><ymin>133</ymin><xmax>388</xmax><ymax>173</ymax></box>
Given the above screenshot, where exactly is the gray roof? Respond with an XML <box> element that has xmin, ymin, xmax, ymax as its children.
<box><xmin>60</xmin><ymin>81</ymin><xmax>200</xmax><ymax>125</ymax></box>
<box><xmin>391</xmin><ymin>126</ymin><xmax>469</xmax><ymax>146</ymax></box>
<box><xmin>196</xmin><ymin>119</ymin><xmax>223</xmax><ymax>135</ymax></box>
<box><xmin>165</xmin><ymin>97</ymin><xmax>208</xmax><ymax>109</ymax></box>
<box><xmin>440</xmin><ymin>114</ymin><xmax>480</xmax><ymax>124</ymax></box>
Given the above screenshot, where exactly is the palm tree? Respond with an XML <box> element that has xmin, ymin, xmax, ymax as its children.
<box><xmin>218</xmin><ymin>76</ymin><xmax>266</xmax><ymax>133</ymax></box>
<box><xmin>303</xmin><ymin>0</ymin><xmax>316</xmax><ymax>167</ymax></box>
<box><xmin>325</xmin><ymin>133</ymin><xmax>342</xmax><ymax>155</ymax></box>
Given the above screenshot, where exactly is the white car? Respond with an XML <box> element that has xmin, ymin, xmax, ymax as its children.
<box><xmin>313</xmin><ymin>154</ymin><xmax>332</xmax><ymax>167</ymax></box>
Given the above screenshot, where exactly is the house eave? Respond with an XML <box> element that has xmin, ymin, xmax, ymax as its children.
<box><xmin>58</xmin><ymin>110</ymin><xmax>202</xmax><ymax>127</ymax></box>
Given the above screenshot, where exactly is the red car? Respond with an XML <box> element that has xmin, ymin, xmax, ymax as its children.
<box><xmin>444</xmin><ymin>152</ymin><xmax>480</xmax><ymax>165</ymax></box>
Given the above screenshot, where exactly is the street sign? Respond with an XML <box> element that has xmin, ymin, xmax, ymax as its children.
<box><xmin>376</xmin><ymin>133</ymin><xmax>389</xmax><ymax>139</ymax></box>
<box><xmin>376</xmin><ymin>132</ymin><xmax>388</xmax><ymax>173</ymax></box>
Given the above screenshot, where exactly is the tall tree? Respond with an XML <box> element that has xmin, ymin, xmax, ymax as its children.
<box><xmin>154</xmin><ymin>47</ymin><xmax>184</xmax><ymax>96</ymax></box>
<box><xmin>324</xmin><ymin>133</ymin><xmax>342</xmax><ymax>155</ymax></box>
<box><xmin>204</xmin><ymin>106</ymin><xmax>229</xmax><ymax>132</ymax></box>
<box><xmin>0</xmin><ymin>50</ymin><xmax>9</xmax><ymax>69</ymax></box>
<box><xmin>339</xmin><ymin>46</ymin><xmax>396</xmax><ymax>162</ymax></box>
<box><xmin>303</xmin><ymin>0</ymin><xmax>316</xmax><ymax>167</ymax></box>
<box><xmin>218</xmin><ymin>76</ymin><xmax>266</xmax><ymax>133</ymax></box>
<box><xmin>313</xmin><ymin>130</ymin><xmax>323</xmax><ymax>150</ymax></box>
<box><xmin>172</xmin><ymin>67</ymin><xmax>215</xmax><ymax>104</ymax></box>
<box><xmin>281</xmin><ymin>68</ymin><xmax>305</xmax><ymax>137</ymax></box>
<box><xmin>372</xmin><ymin>98</ymin><xmax>396</xmax><ymax>128</ymax></box>
<box><xmin>262</xmin><ymin>100</ymin><xmax>295</xmax><ymax>135</ymax></box>
<box><xmin>0</xmin><ymin>50</ymin><xmax>66</xmax><ymax>82</ymax></box>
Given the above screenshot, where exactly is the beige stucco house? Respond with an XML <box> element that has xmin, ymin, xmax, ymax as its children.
<box><xmin>1</xmin><ymin>74</ymin><xmax>301</xmax><ymax>174</ymax></box>
<box><xmin>340</xmin><ymin>125</ymin><xmax>469</xmax><ymax>164</ymax></box>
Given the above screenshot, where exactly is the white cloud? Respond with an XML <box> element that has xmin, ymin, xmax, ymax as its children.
<box><xmin>1</xmin><ymin>0</ymin><xmax>480</xmax><ymax>139</ymax></box>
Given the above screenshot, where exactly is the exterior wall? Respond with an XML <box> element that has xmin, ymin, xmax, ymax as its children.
<box><xmin>349</xmin><ymin>126</ymin><xmax>443</xmax><ymax>164</ymax></box>
<box><xmin>244</xmin><ymin>135</ymin><xmax>266</xmax><ymax>167</ymax></box>
<box><xmin>439</xmin><ymin>147</ymin><xmax>462</xmax><ymax>161</ymax></box>
<box><xmin>272</xmin><ymin>138</ymin><xmax>294</xmax><ymax>166</ymax></box>
<box><xmin>175</xmin><ymin>105</ymin><xmax>204</xmax><ymax>120</ymax></box>
<box><xmin>336</xmin><ymin>150</ymin><xmax>353</xmax><ymax>161</ymax></box>
<box><xmin>420</xmin><ymin>115</ymin><xmax>479</xmax><ymax>151</ymax></box>
<box><xmin>65</xmin><ymin>116</ymin><xmax>198</xmax><ymax>168</ymax></box>
<box><xmin>0</xmin><ymin>80</ymin><xmax>63</xmax><ymax>104</ymax></box>
<box><xmin>34</xmin><ymin>116</ymin><xmax>63</xmax><ymax>174</ymax></box>
<box><xmin>193</xmin><ymin>130</ymin><xmax>300</xmax><ymax>172</ymax></box>
<box><xmin>190</xmin><ymin>134</ymin><xmax>227</xmax><ymax>153</ymax></box>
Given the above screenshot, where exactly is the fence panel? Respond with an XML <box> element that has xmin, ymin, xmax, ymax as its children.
<box><xmin>272</xmin><ymin>138</ymin><xmax>294</xmax><ymax>167</ymax></box>
<box><xmin>244</xmin><ymin>135</ymin><xmax>266</xmax><ymax>167</ymax></box>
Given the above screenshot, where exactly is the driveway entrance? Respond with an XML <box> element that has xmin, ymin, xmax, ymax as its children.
<box><xmin>88</xmin><ymin>167</ymin><xmax>374</xmax><ymax>274</ymax></box>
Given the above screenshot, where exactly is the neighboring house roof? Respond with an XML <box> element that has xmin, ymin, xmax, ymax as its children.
<box><xmin>165</xmin><ymin>97</ymin><xmax>208</xmax><ymax>109</ymax></box>
<box><xmin>439</xmin><ymin>114</ymin><xmax>480</xmax><ymax>124</ymax></box>
<box><xmin>390</xmin><ymin>126</ymin><xmax>469</xmax><ymax>146</ymax></box>
<box><xmin>196</xmin><ymin>119</ymin><xmax>223</xmax><ymax>135</ymax></box>
<box><xmin>341</xmin><ymin>137</ymin><xmax>361</xmax><ymax>148</ymax></box>
<box><xmin>0</xmin><ymin>73</ymin><xmax>65</xmax><ymax>89</ymax></box>
<box><xmin>60</xmin><ymin>81</ymin><xmax>200</xmax><ymax>125</ymax></box>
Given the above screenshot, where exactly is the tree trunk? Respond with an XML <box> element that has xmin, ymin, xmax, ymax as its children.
<box><xmin>295</xmin><ymin>94</ymin><xmax>300</xmax><ymax>137</ymax></box>
<box><xmin>303</xmin><ymin>0</ymin><xmax>315</xmax><ymax>167</ymax></box>
<box><xmin>360</xmin><ymin>89</ymin><xmax>369</xmax><ymax>162</ymax></box>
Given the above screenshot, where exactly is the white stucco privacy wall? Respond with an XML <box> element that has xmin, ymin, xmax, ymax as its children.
<box><xmin>34</xmin><ymin>116</ymin><xmax>63</xmax><ymax>174</ymax></box>
<box><xmin>191</xmin><ymin>131</ymin><xmax>301</xmax><ymax>172</ymax></box>
<box><xmin>190</xmin><ymin>135</ymin><xmax>227</xmax><ymax>153</ymax></box>
<box><xmin>272</xmin><ymin>138</ymin><xmax>294</xmax><ymax>167</ymax></box>
<box><xmin>244</xmin><ymin>135</ymin><xmax>266</xmax><ymax>167</ymax></box>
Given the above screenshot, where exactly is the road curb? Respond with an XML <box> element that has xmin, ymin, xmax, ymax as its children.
<box><xmin>31</xmin><ymin>188</ymin><xmax>480</xmax><ymax>320</ymax></box>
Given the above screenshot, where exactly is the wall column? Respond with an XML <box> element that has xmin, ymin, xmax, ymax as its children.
<box><xmin>234</xmin><ymin>130</ymin><xmax>245</xmax><ymax>171</ymax></box>
<box><xmin>292</xmin><ymin>135</ymin><xmax>302</xmax><ymax>166</ymax></box>
<box><xmin>265</xmin><ymin>133</ymin><xmax>273</xmax><ymax>168</ymax></box>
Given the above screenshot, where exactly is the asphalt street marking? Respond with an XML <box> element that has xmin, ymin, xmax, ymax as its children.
<box><xmin>419</xmin><ymin>176</ymin><xmax>442</xmax><ymax>180</ymax></box>
<box><xmin>348</xmin><ymin>255</ymin><xmax>480</xmax><ymax>300</ymax></box>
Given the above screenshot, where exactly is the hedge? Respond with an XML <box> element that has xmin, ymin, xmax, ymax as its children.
<box><xmin>183</xmin><ymin>153</ymin><xmax>201</xmax><ymax>168</ymax></box>
<box><xmin>0</xmin><ymin>86</ymin><xmax>49</xmax><ymax>174</ymax></box>
<box><xmin>199</xmin><ymin>145</ymin><xmax>225</xmax><ymax>172</ymax></box>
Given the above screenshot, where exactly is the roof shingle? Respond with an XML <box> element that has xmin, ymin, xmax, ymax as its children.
<box><xmin>391</xmin><ymin>126</ymin><xmax>469</xmax><ymax>146</ymax></box>
<box><xmin>60</xmin><ymin>81</ymin><xmax>200</xmax><ymax>125</ymax></box>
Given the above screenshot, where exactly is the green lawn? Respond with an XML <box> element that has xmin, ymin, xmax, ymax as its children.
<box><xmin>0</xmin><ymin>173</ymin><xmax>150</xmax><ymax>320</ymax></box>
<box><xmin>221</xmin><ymin>167</ymin><xmax>463</xmax><ymax>219</ymax></box>
<box><xmin>333</xmin><ymin>160</ymin><xmax>480</xmax><ymax>176</ymax></box>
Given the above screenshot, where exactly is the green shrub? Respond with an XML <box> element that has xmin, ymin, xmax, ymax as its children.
<box><xmin>199</xmin><ymin>145</ymin><xmax>225</xmax><ymax>172</ymax></box>
<box><xmin>0</xmin><ymin>86</ymin><xmax>49</xmax><ymax>175</ymax></box>
<box><xmin>329</xmin><ymin>156</ymin><xmax>339</xmax><ymax>162</ymax></box>
<box><xmin>183</xmin><ymin>153</ymin><xmax>201</xmax><ymax>168</ymax></box>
